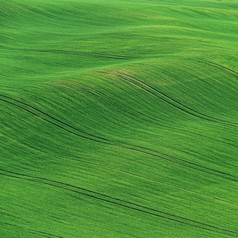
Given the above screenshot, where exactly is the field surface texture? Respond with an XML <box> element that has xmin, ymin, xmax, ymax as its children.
<box><xmin>1</xmin><ymin>0</ymin><xmax>238</xmax><ymax>237</ymax></box>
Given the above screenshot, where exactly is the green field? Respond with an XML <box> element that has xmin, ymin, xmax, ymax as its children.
<box><xmin>1</xmin><ymin>0</ymin><xmax>238</xmax><ymax>237</ymax></box>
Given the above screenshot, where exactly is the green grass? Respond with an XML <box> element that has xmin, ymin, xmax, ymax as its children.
<box><xmin>0</xmin><ymin>0</ymin><xmax>238</xmax><ymax>237</ymax></box>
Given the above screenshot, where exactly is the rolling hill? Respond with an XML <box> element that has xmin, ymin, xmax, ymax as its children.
<box><xmin>1</xmin><ymin>0</ymin><xmax>238</xmax><ymax>237</ymax></box>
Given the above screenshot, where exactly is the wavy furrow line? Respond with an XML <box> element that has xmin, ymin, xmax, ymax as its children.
<box><xmin>80</xmin><ymin>82</ymin><xmax>238</xmax><ymax>147</ymax></box>
<box><xmin>1</xmin><ymin>169</ymin><xmax>237</xmax><ymax>237</ymax></box>
<box><xmin>0</xmin><ymin>94</ymin><xmax>110</xmax><ymax>142</ymax></box>
<box><xmin>73</xmin><ymin>81</ymin><xmax>238</xmax><ymax>148</ymax></box>
<box><xmin>1</xmin><ymin>94</ymin><xmax>238</xmax><ymax>183</ymax></box>
<box><xmin>1</xmin><ymin>221</ymin><xmax>60</xmax><ymax>238</ymax></box>
<box><xmin>116</xmin><ymin>72</ymin><xmax>238</xmax><ymax>127</ymax></box>
<box><xmin>44</xmin><ymin>154</ymin><xmax>238</xmax><ymax>208</ymax></box>
<box><xmin>196</xmin><ymin>59</ymin><xmax>238</xmax><ymax>79</ymax></box>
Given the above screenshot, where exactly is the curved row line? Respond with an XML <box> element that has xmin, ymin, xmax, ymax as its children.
<box><xmin>1</xmin><ymin>221</ymin><xmax>60</xmax><ymax>238</ymax></box>
<box><xmin>53</xmin><ymin>154</ymin><xmax>238</xmax><ymax>208</ymax></box>
<box><xmin>1</xmin><ymin>169</ymin><xmax>237</xmax><ymax>237</ymax></box>
<box><xmin>76</xmin><ymin>82</ymin><xmax>238</xmax><ymax>148</ymax></box>
<box><xmin>1</xmin><ymin>95</ymin><xmax>237</xmax><ymax>183</ymax></box>
<box><xmin>116</xmin><ymin>72</ymin><xmax>238</xmax><ymax>127</ymax></box>
<box><xmin>196</xmin><ymin>58</ymin><xmax>238</xmax><ymax>79</ymax></box>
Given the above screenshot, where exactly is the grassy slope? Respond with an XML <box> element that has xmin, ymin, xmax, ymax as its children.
<box><xmin>1</xmin><ymin>0</ymin><xmax>238</xmax><ymax>237</ymax></box>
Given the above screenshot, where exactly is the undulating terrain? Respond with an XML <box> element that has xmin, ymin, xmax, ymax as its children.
<box><xmin>1</xmin><ymin>0</ymin><xmax>238</xmax><ymax>237</ymax></box>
